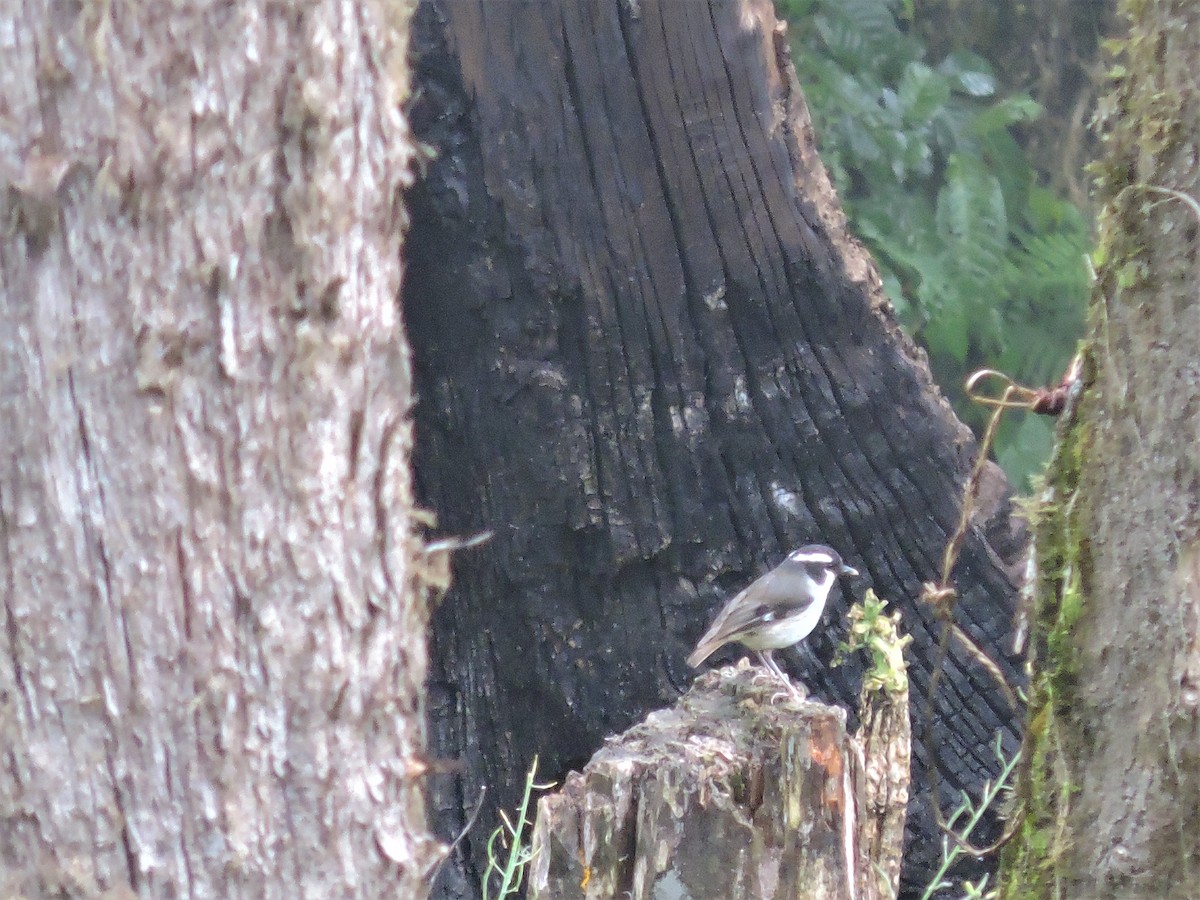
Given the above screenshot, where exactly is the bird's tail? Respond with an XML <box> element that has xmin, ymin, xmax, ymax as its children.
<box><xmin>686</xmin><ymin>639</ymin><xmax>719</xmax><ymax>669</ymax></box>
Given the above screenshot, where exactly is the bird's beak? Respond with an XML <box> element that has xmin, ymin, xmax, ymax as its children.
<box><xmin>840</xmin><ymin>564</ymin><xmax>858</xmax><ymax>577</ymax></box>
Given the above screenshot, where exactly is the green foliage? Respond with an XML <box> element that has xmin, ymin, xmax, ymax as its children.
<box><xmin>780</xmin><ymin>0</ymin><xmax>1090</xmax><ymax>489</ymax></box>
<box><xmin>482</xmin><ymin>757</ymin><xmax>552</xmax><ymax>900</ymax></box>
<box><xmin>921</xmin><ymin>735</ymin><xmax>1021</xmax><ymax>900</ymax></box>
<box><xmin>834</xmin><ymin>589</ymin><xmax>912</xmax><ymax>694</ymax></box>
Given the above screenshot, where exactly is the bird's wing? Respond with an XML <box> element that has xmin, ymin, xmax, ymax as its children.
<box><xmin>690</xmin><ymin>567</ymin><xmax>815</xmax><ymax>658</ymax></box>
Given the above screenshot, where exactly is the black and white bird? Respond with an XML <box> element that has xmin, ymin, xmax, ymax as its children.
<box><xmin>687</xmin><ymin>544</ymin><xmax>858</xmax><ymax>693</ymax></box>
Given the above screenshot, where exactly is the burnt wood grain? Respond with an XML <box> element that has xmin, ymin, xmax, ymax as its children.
<box><xmin>403</xmin><ymin>0</ymin><xmax>1027</xmax><ymax>895</ymax></box>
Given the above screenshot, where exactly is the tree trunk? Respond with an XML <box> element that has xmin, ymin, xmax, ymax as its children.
<box><xmin>1001</xmin><ymin>2</ymin><xmax>1200</xmax><ymax>897</ymax></box>
<box><xmin>0</xmin><ymin>2</ymin><xmax>433</xmax><ymax>896</ymax></box>
<box><xmin>405</xmin><ymin>0</ymin><xmax>1026</xmax><ymax>896</ymax></box>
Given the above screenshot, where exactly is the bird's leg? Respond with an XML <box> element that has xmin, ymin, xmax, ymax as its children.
<box><xmin>756</xmin><ymin>650</ymin><xmax>784</xmax><ymax>681</ymax></box>
<box><xmin>756</xmin><ymin>651</ymin><xmax>807</xmax><ymax>702</ymax></box>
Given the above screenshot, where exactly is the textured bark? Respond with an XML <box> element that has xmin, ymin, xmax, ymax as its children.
<box><xmin>528</xmin><ymin>630</ymin><xmax>910</xmax><ymax>900</ymax></box>
<box><xmin>1002</xmin><ymin>1</ymin><xmax>1200</xmax><ymax>897</ymax></box>
<box><xmin>405</xmin><ymin>0</ymin><xmax>1026</xmax><ymax>895</ymax></box>
<box><xmin>854</xmin><ymin>670</ymin><xmax>911</xmax><ymax>898</ymax></box>
<box><xmin>529</xmin><ymin>665</ymin><xmax>862</xmax><ymax>900</ymax></box>
<box><xmin>0</xmin><ymin>1</ymin><xmax>432</xmax><ymax>896</ymax></box>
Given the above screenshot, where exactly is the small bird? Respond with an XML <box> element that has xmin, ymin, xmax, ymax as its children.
<box><xmin>687</xmin><ymin>544</ymin><xmax>858</xmax><ymax>693</ymax></box>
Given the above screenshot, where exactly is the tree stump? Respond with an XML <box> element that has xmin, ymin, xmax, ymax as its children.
<box><xmin>529</xmin><ymin>660</ymin><xmax>910</xmax><ymax>900</ymax></box>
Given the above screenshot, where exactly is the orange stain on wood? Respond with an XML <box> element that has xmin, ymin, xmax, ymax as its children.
<box><xmin>809</xmin><ymin>719</ymin><xmax>845</xmax><ymax>818</ymax></box>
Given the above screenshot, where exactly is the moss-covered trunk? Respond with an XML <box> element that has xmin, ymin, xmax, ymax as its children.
<box><xmin>1002</xmin><ymin>1</ymin><xmax>1200</xmax><ymax>896</ymax></box>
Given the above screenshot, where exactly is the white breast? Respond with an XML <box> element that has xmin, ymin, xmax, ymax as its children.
<box><xmin>749</xmin><ymin>594</ymin><xmax>827</xmax><ymax>647</ymax></box>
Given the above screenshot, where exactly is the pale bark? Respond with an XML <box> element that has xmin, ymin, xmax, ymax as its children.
<box><xmin>529</xmin><ymin>662</ymin><xmax>909</xmax><ymax>900</ymax></box>
<box><xmin>853</xmin><ymin>670</ymin><xmax>910</xmax><ymax>898</ymax></box>
<box><xmin>0</xmin><ymin>1</ymin><xmax>433</xmax><ymax>896</ymax></box>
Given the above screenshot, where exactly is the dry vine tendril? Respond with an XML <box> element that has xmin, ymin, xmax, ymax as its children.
<box><xmin>918</xmin><ymin>361</ymin><xmax>1081</xmax><ymax>860</ymax></box>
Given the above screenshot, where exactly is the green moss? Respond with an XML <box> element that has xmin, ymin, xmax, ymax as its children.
<box><xmin>834</xmin><ymin>590</ymin><xmax>912</xmax><ymax>695</ymax></box>
<box><xmin>999</xmin><ymin>343</ymin><xmax>1094</xmax><ymax>898</ymax></box>
<box><xmin>1000</xmin><ymin>0</ymin><xmax>1198</xmax><ymax>890</ymax></box>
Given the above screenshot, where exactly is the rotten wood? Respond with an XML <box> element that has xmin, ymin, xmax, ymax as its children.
<box><xmin>528</xmin><ymin>661</ymin><xmax>909</xmax><ymax>900</ymax></box>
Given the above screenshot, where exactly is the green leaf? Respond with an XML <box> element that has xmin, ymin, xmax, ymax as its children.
<box><xmin>935</xmin><ymin>155</ymin><xmax>1007</xmax><ymax>266</ymax></box>
<box><xmin>970</xmin><ymin>95</ymin><xmax>1042</xmax><ymax>135</ymax></box>
<box><xmin>921</xmin><ymin>288</ymin><xmax>970</xmax><ymax>363</ymax></box>
<box><xmin>938</xmin><ymin>50</ymin><xmax>997</xmax><ymax>97</ymax></box>
<box><xmin>996</xmin><ymin>415</ymin><xmax>1056</xmax><ymax>490</ymax></box>
<box><xmin>899</xmin><ymin>62</ymin><xmax>950</xmax><ymax>123</ymax></box>
<box><xmin>815</xmin><ymin>14</ymin><xmax>868</xmax><ymax>66</ymax></box>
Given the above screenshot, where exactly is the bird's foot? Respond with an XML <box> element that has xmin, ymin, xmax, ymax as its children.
<box><xmin>754</xmin><ymin>651</ymin><xmax>807</xmax><ymax>703</ymax></box>
<box><xmin>767</xmin><ymin>676</ymin><xmax>808</xmax><ymax>704</ymax></box>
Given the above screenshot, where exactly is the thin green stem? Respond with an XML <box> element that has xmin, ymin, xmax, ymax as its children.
<box><xmin>921</xmin><ymin>741</ymin><xmax>1021</xmax><ymax>900</ymax></box>
<box><xmin>483</xmin><ymin>756</ymin><xmax>542</xmax><ymax>900</ymax></box>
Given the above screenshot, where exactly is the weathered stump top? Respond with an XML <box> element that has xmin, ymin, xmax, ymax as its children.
<box><xmin>529</xmin><ymin>661</ymin><xmax>859</xmax><ymax>900</ymax></box>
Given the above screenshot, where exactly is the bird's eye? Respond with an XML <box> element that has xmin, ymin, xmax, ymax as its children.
<box><xmin>804</xmin><ymin>561</ymin><xmax>831</xmax><ymax>580</ymax></box>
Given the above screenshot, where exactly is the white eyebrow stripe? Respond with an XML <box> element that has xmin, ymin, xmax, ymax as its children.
<box><xmin>788</xmin><ymin>550</ymin><xmax>834</xmax><ymax>564</ymax></box>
